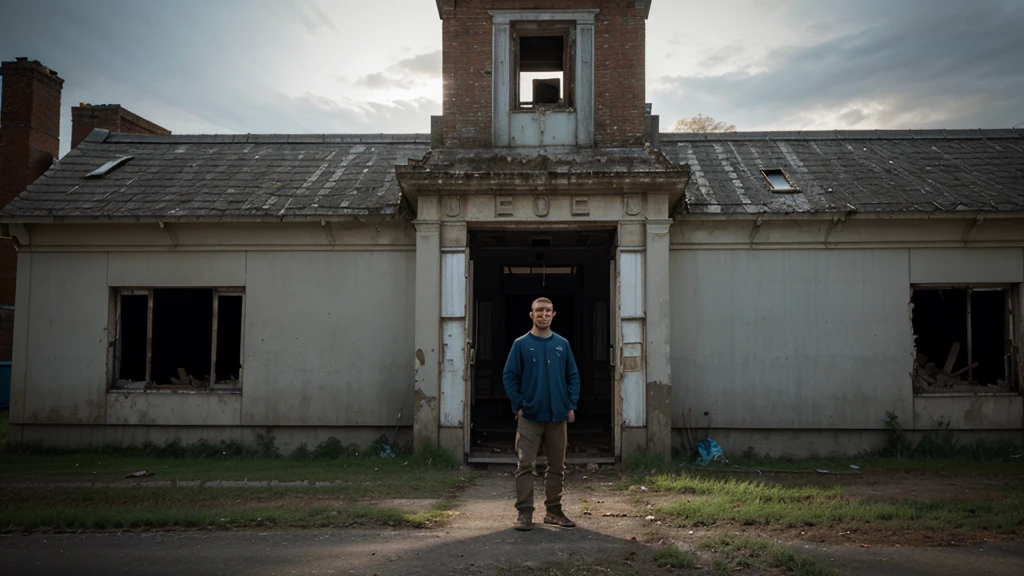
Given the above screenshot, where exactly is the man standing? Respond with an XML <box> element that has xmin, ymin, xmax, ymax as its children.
<box><xmin>503</xmin><ymin>297</ymin><xmax>581</xmax><ymax>531</ymax></box>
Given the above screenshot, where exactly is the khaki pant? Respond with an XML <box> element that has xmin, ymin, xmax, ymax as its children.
<box><xmin>514</xmin><ymin>417</ymin><xmax>567</xmax><ymax>515</ymax></box>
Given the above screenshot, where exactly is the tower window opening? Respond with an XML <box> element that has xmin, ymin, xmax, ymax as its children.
<box><xmin>513</xmin><ymin>23</ymin><xmax>575</xmax><ymax>110</ymax></box>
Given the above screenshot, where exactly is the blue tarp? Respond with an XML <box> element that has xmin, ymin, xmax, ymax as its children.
<box><xmin>697</xmin><ymin>437</ymin><xmax>724</xmax><ymax>465</ymax></box>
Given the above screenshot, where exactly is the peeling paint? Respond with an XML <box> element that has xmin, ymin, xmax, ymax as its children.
<box><xmin>414</xmin><ymin>388</ymin><xmax>438</xmax><ymax>411</ymax></box>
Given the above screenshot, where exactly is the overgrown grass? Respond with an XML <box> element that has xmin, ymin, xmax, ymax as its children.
<box><xmin>724</xmin><ymin>453</ymin><xmax>1024</xmax><ymax>475</ymax></box>
<box><xmin>0</xmin><ymin>433</ymin><xmax>469</xmax><ymax>533</ymax></box>
<box><xmin>0</xmin><ymin>486</ymin><xmax>456</xmax><ymax>532</ymax></box>
<box><xmin>0</xmin><ymin>460</ymin><xmax>467</xmax><ymax>532</ymax></box>
<box><xmin>0</xmin><ymin>432</ymin><xmax>460</xmax><ymax>484</ymax></box>
<box><xmin>697</xmin><ymin>535</ymin><xmax>834</xmax><ymax>576</ymax></box>
<box><xmin>639</xmin><ymin>472</ymin><xmax>1024</xmax><ymax>537</ymax></box>
<box><xmin>879</xmin><ymin>410</ymin><xmax>1023</xmax><ymax>461</ymax></box>
<box><xmin>0</xmin><ymin>451</ymin><xmax>462</xmax><ymax>484</ymax></box>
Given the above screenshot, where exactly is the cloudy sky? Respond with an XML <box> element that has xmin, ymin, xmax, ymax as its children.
<box><xmin>2</xmin><ymin>0</ymin><xmax>1022</xmax><ymax>156</ymax></box>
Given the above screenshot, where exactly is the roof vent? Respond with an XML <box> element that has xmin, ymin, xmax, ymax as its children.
<box><xmin>85</xmin><ymin>155</ymin><xmax>133</xmax><ymax>179</ymax></box>
<box><xmin>761</xmin><ymin>169</ymin><xmax>799</xmax><ymax>193</ymax></box>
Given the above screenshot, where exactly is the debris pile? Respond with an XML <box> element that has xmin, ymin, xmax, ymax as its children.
<box><xmin>913</xmin><ymin>343</ymin><xmax>1010</xmax><ymax>393</ymax></box>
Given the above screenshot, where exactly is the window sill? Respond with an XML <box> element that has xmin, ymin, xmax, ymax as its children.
<box><xmin>512</xmin><ymin>107</ymin><xmax>576</xmax><ymax>113</ymax></box>
<box><xmin>109</xmin><ymin>386</ymin><xmax>242</xmax><ymax>395</ymax></box>
<box><xmin>914</xmin><ymin>391</ymin><xmax>1019</xmax><ymax>398</ymax></box>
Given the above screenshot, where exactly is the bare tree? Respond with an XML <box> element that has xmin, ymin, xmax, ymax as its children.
<box><xmin>672</xmin><ymin>113</ymin><xmax>736</xmax><ymax>133</ymax></box>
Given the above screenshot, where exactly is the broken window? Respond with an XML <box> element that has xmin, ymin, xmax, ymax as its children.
<box><xmin>761</xmin><ymin>169</ymin><xmax>799</xmax><ymax>192</ymax></box>
<box><xmin>113</xmin><ymin>288</ymin><xmax>243</xmax><ymax>390</ymax></box>
<box><xmin>911</xmin><ymin>285</ymin><xmax>1019</xmax><ymax>394</ymax></box>
<box><xmin>512</xmin><ymin>22</ymin><xmax>575</xmax><ymax>109</ymax></box>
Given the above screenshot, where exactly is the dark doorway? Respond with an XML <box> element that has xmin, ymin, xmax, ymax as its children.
<box><xmin>468</xmin><ymin>229</ymin><xmax>615</xmax><ymax>462</ymax></box>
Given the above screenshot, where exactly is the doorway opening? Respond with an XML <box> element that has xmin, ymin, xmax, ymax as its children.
<box><xmin>468</xmin><ymin>228</ymin><xmax>616</xmax><ymax>463</ymax></box>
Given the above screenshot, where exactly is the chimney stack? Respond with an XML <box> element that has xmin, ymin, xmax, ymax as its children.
<box><xmin>71</xmin><ymin>103</ymin><xmax>170</xmax><ymax>149</ymax></box>
<box><xmin>1</xmin><ymin>58</ymin><xmax>64</xmax><ymax>208</ymax></box>
<box><xmin>0</xmin><ymin>58</ymin><xmax>63</xmax><ymax>361</ymax></box>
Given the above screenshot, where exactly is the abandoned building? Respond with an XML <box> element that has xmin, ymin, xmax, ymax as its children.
<box><xmin>0</xmin><ymin>0</ymin><xmax>1021</xmax><ymax>461</ymax></box>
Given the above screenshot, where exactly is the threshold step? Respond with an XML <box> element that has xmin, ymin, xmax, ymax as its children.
<box><xmin>467</xmin><ymin>453</ymin><xmax>617</xmax><ymax>465</ymax></box>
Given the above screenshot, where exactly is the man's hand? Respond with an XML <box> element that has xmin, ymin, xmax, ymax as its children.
<box><xmin>568</xmin><ymin>409</ymin><xmax>575</xmax><ymax>424</ymax></box>
<box><xmin>516</xmin><ymin>409</ymin><xmax>522</xmax><ymax>421</ymax></box>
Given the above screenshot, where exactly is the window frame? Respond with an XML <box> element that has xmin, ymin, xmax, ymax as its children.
<box><xmin>489</xmin><ymin>9</ymin><xmax>598</xmax><ymax>147</ymax></box>
<box><xmin>511</xmin><ymin>21</ymin><xmax>576</xmax><ymax>111</ymax></box>
<box><xmin>910</xmin><ymin>283</ymin><xmax>1020</xmax><ymax>396</ymax></box>
<box><xmin>761</xmin><ymin>168</ymin><xmax>799</xmax><ymax>193</ymax></box>
<box><xmin>109</xmin><ymin>287</ymin><xmax>245</xmax><ymax>391</ymax></box>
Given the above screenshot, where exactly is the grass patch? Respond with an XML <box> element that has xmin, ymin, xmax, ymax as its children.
<box><xmin>0</xmin><ymin>489</ymin><xmax>456</xmax><ymax>532</ymax></box>
<box><xmin>725</xmin><ymin>453</ymin><xmax>1023</xmax><ymax>475</ymax></box>
<box><xmin>639</xmin><ymin>472</ymin><xmax>1024</xmax><ymax>537</ymax></box>
<box><xmin>0</xmin><ymin>452</ymin><xmax>464</xmax><ymax>485</ymax></box>
<box><xmin>0</xmin><ymin>469</ymin><xmax>466</xmax><ymax>532</ymax></box>
<box><xmin>653</xmin><ymin>545</ymin><xmax>697</xmax><ymax>569</ymax></box>
<box><xmin>0</xmin><ymin>434</ymin><xmax>470</xmax><ymax>533</ymax></box>
<box><xmin>697</xmin><ymin>535</ymin><xmax>834</xmax><ymax>576</ymax></box>
<box><xmin>0</xmin><ymin>432</ymin><xmax>460</xmax><ymax>485</ymax></box>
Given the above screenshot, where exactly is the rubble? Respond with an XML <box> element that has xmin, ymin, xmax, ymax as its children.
<box><xmin>913</xmin><ymin>342</ymin><xmax>1011</xmax><ymax>394</ymax></box>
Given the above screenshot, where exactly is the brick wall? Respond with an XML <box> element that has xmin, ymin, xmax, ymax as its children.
<box><xmin>440</xmin><ymin>0</ymin><xmax>647</xmax><ymax>148</ymax></box>
<box><xmin>0</xmin><ymin>59</ymin><xmax>64</xmax><ymax>361</ymax></box>
<box><xmin>71</xmin><ymin>104</ymin><xmax>170</xmax><ymax>149</ymax></box>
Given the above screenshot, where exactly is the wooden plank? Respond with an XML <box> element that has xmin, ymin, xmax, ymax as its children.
<box><xmin>950</xmin><ymin>362</ymin><xmax>979</xmax><ymax>378</ymax></box>
<box><xmin>942</xmin><ymin>342</ymin><xmax>961</xmax><ymax>374</ymax></box>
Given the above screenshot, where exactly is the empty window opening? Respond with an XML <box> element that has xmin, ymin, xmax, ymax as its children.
<box><xmin>117</xmin><ymin>294</ymin><xmax>149</xmax><ymax>382</ymax></box>
<box><xmin>215</xmin><ymin>294</ymin><xmax>243</xmax><ymax>383</ymax></box>
<box><xmin>514</xmin><ymin>24</ymin><xmax>574</xmax><ymax>109</ymax></box>
<box><xmin>151</xmin><ymin>289</ymin><xmax>213</xmax><ymax>385</ymax></box>
<box><xmin>526</xmin><ymin>75</ymin><xmax>562</xmax><ymax>105</ymax></box>
<box><xmin>911</xmin><ymin>286</ymin><xmax>1017</xmax><ymax>394</ymax></box>
<box><xmin>112</xmin><ymin>288</ymin><xmax>244</xmax><ymax>390</ymax></box>
<box><xmin>761</xmin><ymin>169</ymin><xmax>798</xmax><ymax>192</ymax></box>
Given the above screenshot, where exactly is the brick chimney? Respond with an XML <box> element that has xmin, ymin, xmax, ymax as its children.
<box><xmin>0</xmin><ymin>58</ymin><xmax>63</xmax><ymax>361</ymax></box>
<box><xmin>1</xmin><ymin>58</ymin><xmax>63</xmax><ymax>209</ymax></box>
<box><xmin>71</xmin><ymin>103</ymin><xmax>170</xmax><ymax>149</ymax></box>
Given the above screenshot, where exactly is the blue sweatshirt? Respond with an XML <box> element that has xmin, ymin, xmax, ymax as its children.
<box><xmin>503</xmin><ymin>331</ymin><xmax>581</xmax><ymax>423</ymax></box>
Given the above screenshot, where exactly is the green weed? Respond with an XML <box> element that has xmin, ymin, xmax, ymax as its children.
<box><xmin>698</xmin><ymin>535</ymin><xmax>834</xmax><ymax>576</ymax></box>
<box><xmin>639</xmin><ymin>471</ymin><xmax>1024</xmax><ymax>537</ymax></box>
<box><xmin>653</xmin><ymin>545</ymin><xmax>697</xmax><ymax>568</ymax></box>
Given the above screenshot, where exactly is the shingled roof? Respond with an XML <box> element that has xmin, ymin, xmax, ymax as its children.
<box><xmin>661</xmin><ymin>129</ymin><xmax>1024</xmax><ymax>215</ymax></box>
<box><xmin>1</xmin><ymin>131</ymin><xmax>430</xmax><ymax>221</ymax></box>
<box><xmin>4</xmin><ymin>129</ymin><xmax>1023</xmax><ymax>221</ymax></box>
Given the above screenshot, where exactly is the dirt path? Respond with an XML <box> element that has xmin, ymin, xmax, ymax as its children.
<box><xmin>1</xmin><ymin>468</ymin><xmax>1023</xmax><ymax>575</ymax></box>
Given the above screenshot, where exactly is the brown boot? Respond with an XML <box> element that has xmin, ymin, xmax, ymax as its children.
<box><xmin>543</xmin><ymin>510</ymin><xmax>576</xmax><ymax>528</ymax></box>
<box><xmin>513</xmin><ymin>511</ymin><xmax>533</xmax><ymax>531</ymax></box>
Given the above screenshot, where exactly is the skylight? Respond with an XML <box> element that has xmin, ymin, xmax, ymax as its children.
<box><xmin>85</xmin><ymin>156</ymin><xmax>133</xmax><ymax>179</ymax></box>
<box><xmin>761</xmin><ymin>169</ymin><xmax>798</xmax><ymax>193</ymax></box>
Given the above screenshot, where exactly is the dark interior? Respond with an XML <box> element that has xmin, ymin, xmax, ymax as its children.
<box><xmin>151</xmin><ymin>288</ymin><xmax>213</xmax><ymax>385</ymax></box>
<box><xmin>215</xmin><ymin>294</ymin><xmax>244</xmax><ymax>382</ymax></box>
<box><xmin>911</xmin><ymin>287</ymin><xmax>1009</xmax><ymax>385</ymax></box>
<box><xmin>469</xmin><ymin>229</ymin><xmax>615</xmax><ymax>460</ymax></box>
<box><xmin>117</xmin><ymin>294</ymin><xmax>149</xmax><ymax>381</ymax></box>
<box><xmin>519</xmin><ymin>35</ymin><xmax>564</xmax><ymax>71</ymax></box>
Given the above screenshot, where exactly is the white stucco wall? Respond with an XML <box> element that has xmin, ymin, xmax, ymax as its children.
<box><xmin>21</xmin><ymin>252</ymin><xmax>110</xmax><ymax>424</ymax></box>
<box><xmin>671</xmin><ymin>249</ymin><xmax>916</xmax><ymax>430</ymax></box>
<box><xmin>670</xmin><ymin>243</ymin><xmax>1024</xmax><ymax>441</ymax></box>
<box><xmin>242</xmin><ymin>251</ymin><xmax>415</xmax><ymax>427</ymax></box>
<box><xmin>12</xmin><ymin>223</ymin><xmax>416</xmax><ymax>439</ymax></box>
